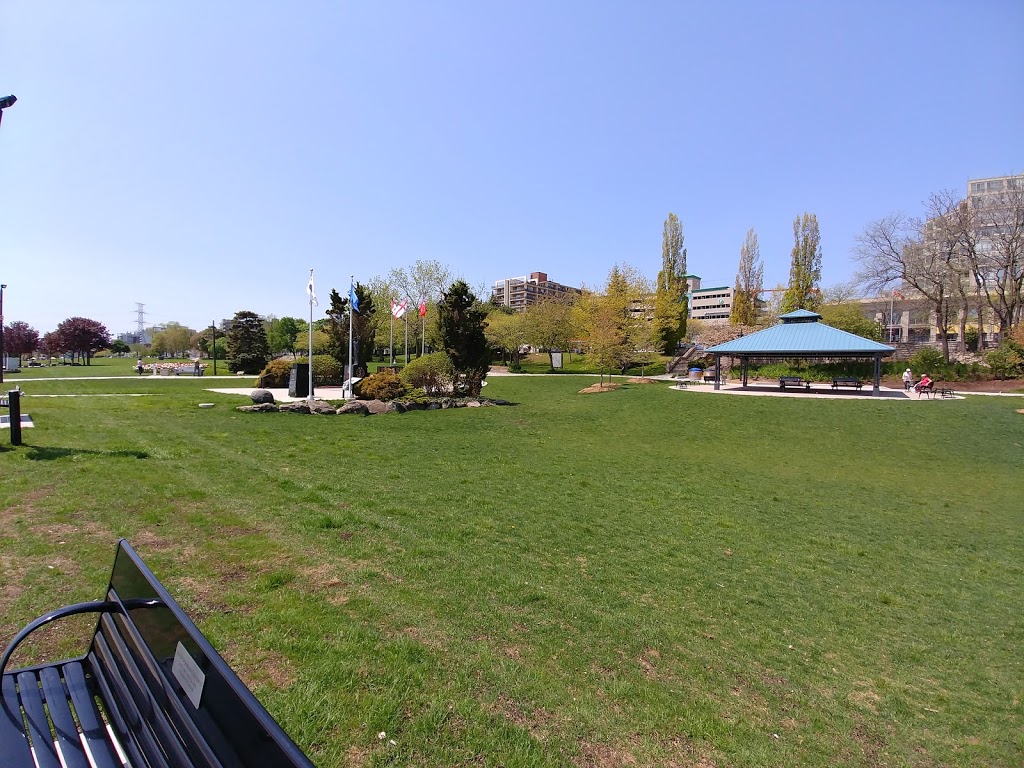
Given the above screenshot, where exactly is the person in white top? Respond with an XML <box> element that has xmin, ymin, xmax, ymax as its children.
<box><xmin>902</xmin><ymin>368</ymin><xmax>913</xmax><ymax>391</ymax></box>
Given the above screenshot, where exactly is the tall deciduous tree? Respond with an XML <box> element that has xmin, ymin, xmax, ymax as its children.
<box><xmin>437</xmin><ymin>280</ymin><xmax>490</xmax><ymax>394</ymax></box>
<box><xmin>485</xmin><ymin>309</ymin><xmax>529</xmax><ymax>369</ymax></box>
<box><xmin>781</xmin><ymin>213</ymin><xmax>823</xmax><ymax>313</ymax></box>
<box><xmin>4</xmin><ymin>321</ymin><xmax>40</xmax><ymax>359</ymax></box>
<box><xmin>653</xmin><ymin>212</ymin><xmax>688</xmax><ymax>353</ymax></box>
<box><xmin>268</xmin><ymin>316</ymin><xmax>303</xmax><ymax>356</ymax></box>
<box><xmin>853</xmin><ymin>208</ymin><xmax>958</xmax><ymax>361</ymax></box>
<box><xmin>226</xmin><ymin>310</ymin><xmax>270</xmax><ymax>374</ymax></box>
<box><xmin>54</xmin><ymin>317</ymin><xmax>111</xmax><ymax>364</ymax></box>
<box><xmin>964</xmin><ymin>177</ymin><xmax>1024</xmax><ymax>336</ymax></box>
<box><xmin>730</xmin><ymin>228</ymin><xmax>763</xmax><ymax>326</ymax></box>
<box><xmin>525</xmin><ymin>296</ymin><xmax>576</xmax><ymax>369</ymax></box>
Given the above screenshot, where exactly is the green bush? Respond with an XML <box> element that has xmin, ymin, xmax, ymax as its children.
<box><xmin>908</xmin><ymin>347</ymin><xmax>946</xmax><ymax>377</ymax></box>
<box><xmin>256</xmin><ymin>358</ymin><xmax>296</xmax><ymax>388</ymax></box>
<box><xmin>355</xmin><ymin>371</ymin><xmax>408</xmax><ymax>400</ymax></box>
<box><xmin>298</xmin><ymin>355</ymin><xmax>344</xmax><ymax>385</ymax></box>
<box><xmin>986</xmin><ymin>344</ymin><xmax>1024</xmax><ymax>379</ymax></box>
<box><xmin>400</xmin><ymin>353</ymin><xmax>454</xmax><ymax>394</ymax></box>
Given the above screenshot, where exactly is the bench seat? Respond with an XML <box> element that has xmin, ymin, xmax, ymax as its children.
<box><xmin>779</xmin><ymin>376</ymin><xmax>810</xmax><ymax>390</ymax></box>
<box><xmin>831</xmin><ymin>377</ymin><xmax>863</xmax><ymax>390</ymax></box>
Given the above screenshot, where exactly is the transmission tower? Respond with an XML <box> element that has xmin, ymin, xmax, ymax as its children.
<box><xmin>135</xmin><ymin>303</ymin><xmax>148</xmax><ymax>344</ymax></box>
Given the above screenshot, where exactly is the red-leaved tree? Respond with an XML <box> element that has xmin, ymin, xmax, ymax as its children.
<box><xmin>4</xmin><ymin>321</ymin><xmax>40</xmax><ymax>359</ymax></box>
<box><xmin>54</xmin><ymin>317</ymin><xmax>111</xmax><ymax>364</ymax></box>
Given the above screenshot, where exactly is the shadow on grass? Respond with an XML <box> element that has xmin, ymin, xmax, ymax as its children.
<box><xmin>24</xmin><ymin>446</ymin><xmax>150</xmax><ymax>461</ymax></box>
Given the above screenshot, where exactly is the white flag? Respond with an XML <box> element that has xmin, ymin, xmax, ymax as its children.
<box><xmin>307</xmin><ymin>271</ymin><xmax>318</xmax><ymax>307</ymax></box>
<box><xmin>391</xmin><ymin>299</ymin><xmax>408</xmax><ymax>318</ymax></box>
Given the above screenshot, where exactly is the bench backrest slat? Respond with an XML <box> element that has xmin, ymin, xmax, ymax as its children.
<box><xmin>90</xmin><ymin>618</ymin><xmax>201</xmax><ymax>768</ymax></box>
<box><xmin>93</xmin><ymin>541</ymin><xmax>314</xmax><ymax>768</ymax></box>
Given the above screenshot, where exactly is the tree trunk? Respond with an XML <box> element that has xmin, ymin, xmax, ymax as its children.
<box><xmin>958</xmin><ymin>306</ymin><xmax>967</xmax><ymax>357</ymax></box>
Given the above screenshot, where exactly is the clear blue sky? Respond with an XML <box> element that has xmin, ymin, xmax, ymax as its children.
<box><xmin>2</xmin><ymin>1</ymin><xmax>1021</xmax><ymax>336</ymax></box>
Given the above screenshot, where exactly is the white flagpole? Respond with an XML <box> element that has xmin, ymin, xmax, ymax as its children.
<box><xmin>404</xmin><ymin>304</ymin><xmax>409</xmax><ymax>365</ymax></box>
<box><xmin>389</xmin><ymin>300</ymin><xmax>394</xmax><ymax>365</ymax></box>
<box><xmin>347</xmin><ymin>274</ymin><xmax>355</xmax><ymax>397</ymax></box>
<box><xmin>307</xmin><ymin>269</ymin><xmax>315</xmax><ymax>402</ymax></box>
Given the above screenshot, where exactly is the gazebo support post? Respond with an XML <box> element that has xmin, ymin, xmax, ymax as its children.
<box><xmin>742</xmin><ymin>357</ymin><xmax>749</xmax><ymax>387</ymax></box>
<box><xmin>714</xmin><ymin>354</ymin><xmax>721</xmax><ymax>390</ymax></box>
<box><xmin>873</xmin><ymin>354</ymin><xmax>881</xmax><ymax>396</ymax></box>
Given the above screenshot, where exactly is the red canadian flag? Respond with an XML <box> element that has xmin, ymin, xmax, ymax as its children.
<box><xmin>419</xmin><ymin>301</ymin><xmax>427</xmax><ymax>318</ymax></box>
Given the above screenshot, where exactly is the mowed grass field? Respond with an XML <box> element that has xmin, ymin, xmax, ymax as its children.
<box><xmin>1</xmin><ymin>375</ymin><xmax>1022</xmax><ymax>767</ymax></box>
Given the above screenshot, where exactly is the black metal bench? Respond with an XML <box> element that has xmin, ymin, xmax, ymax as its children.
<box><xmin>831</xmin><ymin>377</ymin><xmax>863</xmax><ymax>390</ymax></box>
<box><xmin>1</xmin><ymin>540</ymin><xmax>315</xmax><ymax>768</ymax></box>
<box><xmin>940</xmin><ymin>387</ymin><xmax>955</xmax><ymax>399</ymax></box>
<box><xmin>778</xmin><ymin>376</ymin><xmax>810</xmax><ymax>390</ymax></box>
<box><xmin>916</xmin><ymin>382</ymin><xmax>935</xmax><ymax>398</ymax></box>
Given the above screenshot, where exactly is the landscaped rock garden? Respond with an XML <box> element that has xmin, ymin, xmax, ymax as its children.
<box><xmin>237</xmin><ymin>389</ymin><xmax>511</xmax><ymax>415</ymax></box>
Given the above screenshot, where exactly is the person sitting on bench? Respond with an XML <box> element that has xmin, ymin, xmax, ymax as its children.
<box><xmin>914</xmin><ymin>373</ymin><xmax>932</xmax><ymax>393</ymax></box>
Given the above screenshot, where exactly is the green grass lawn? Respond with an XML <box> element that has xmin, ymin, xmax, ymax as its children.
<box><xmin>1</xmin><ymin>376</ymin><xmax>1022</xmax><ymax>766</ymax></box>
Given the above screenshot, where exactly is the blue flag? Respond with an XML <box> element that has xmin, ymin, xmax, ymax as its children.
<box><xmin>349</xmin><ymin>282</ymin><xmax>360</xmax><ymax>314</ymax></box>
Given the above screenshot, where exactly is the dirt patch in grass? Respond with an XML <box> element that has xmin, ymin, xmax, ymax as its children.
<box><xmin>493</xmin><ymin>694</ymin><xmax>557</xmax><ymax>741</ymax></box>
<box><xmin>627</xmin><ymin>377</ymin><xmax>661</xmax><ymax>384</ymax></box>
<box><xmin>579</xmin><ymin>383</ymin><xmax>622</xmax><ymax>394</ymax></box>
<box><xmin>172</xmin><ymin>576</ymin><xmax>237</xmax><ymax>618</ymax></box>
<box><xmin>224</xmin><ymin>644</ymin><xmax>296</xmax><ymax>691</ymax></box>
<box><xmin>638</xmin><ymin>648</ymin><xmax>660</xmax><ymax>678</ymax></box>
<box><xmin>849</xmin><ymin>684</ymin><xmax>881</xmax><ymax>713</ymax></box>
<box><xmin>28</xmin><ymin>520</ymin><xmax>108</xmax><ymax>540</ymax></box>
<box><xmin>576</xmin><ymin>740</ymin><xmax>639</xmax><ymax>767</ymax></box>
<box><xmin>850</xmin><ymin>719</ymin><xmax>887</xmax><ymax>765</ymax></box>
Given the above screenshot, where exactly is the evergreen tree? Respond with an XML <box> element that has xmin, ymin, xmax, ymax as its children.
<box><xmin>226</xmin><ymin>310</ymin><xmax>269</xmax><ymax>374</ymax></box>
<box><xmin>437</xmin><ymin>280</ymin><xmax>490</xmax><ymax>395</ymax></box>
<box><xmin>730</xmin><ymin>228</ymin><xmax>764</xmax><ymax>325</ymax></box>
<box><xmin>325</xmin><ymin>284</ymin><xmax>376</xmax><ymax>374</ymax></box>
<box><xmin>654</xmin><ymin>212</ymin><xmax>689</xmax><ymax>353</ymax></box>
<box><xmin>781</xmin><ymin>213</ymin><xmax>823</xmax><ymax>313</ymax></box>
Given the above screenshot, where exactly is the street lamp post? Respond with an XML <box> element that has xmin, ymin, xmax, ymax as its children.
<box><xmin>0</xmin><ymin>284</ymin><xmax>6</xmax><ymax>384</ymax></box>
<box><xmin>0</xmin><ymin>97</ymin><xmax>16</xmax><ymax>383</ymax></box>
<box><xmin>0</xmin><ymin>95</ymin><xmax>16</xmax><ymax>127</ymax></box>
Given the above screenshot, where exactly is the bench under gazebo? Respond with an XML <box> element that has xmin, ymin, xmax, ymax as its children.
<box><xmin>704</xmin><ymin>310</ymin><xmax>896</xmax><ymax>396</ymax></box>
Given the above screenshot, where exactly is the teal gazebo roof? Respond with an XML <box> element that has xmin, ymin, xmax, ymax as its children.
<box><xmin>705</xmin><ymin>311</ymin><xmax>895</xmax><ymax>357</ymax></box>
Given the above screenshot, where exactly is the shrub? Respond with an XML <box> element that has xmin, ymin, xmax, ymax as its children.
<box><xmin>986</xmin><ymin>345</ymin><xmax>1024</xmax><ymax>379</ymax></box>
<box><xmin>356</xmin><ymin>371</ymin><xmax>408</xmax><ymax>400</ymax></box>
<box><xmin>298</xmin><ymin>355</ymin><xmax>344</xmax><ymax>385</ymax></box>
<box><xmin>909</xmin><ymin>347</ymin><xmax>946</xmax><ymax>376</ymax></box>
<box><xmin>256</xmin><ymin>358</ymin><xmax>295</xmax><ymax>388</ymax></box>
<box><xmin>400</xmin><ymin>353</ymin><xmax>454</xmax><ymax>394</ymax></box>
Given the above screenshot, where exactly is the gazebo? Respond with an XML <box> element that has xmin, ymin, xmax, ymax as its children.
<box><xmin>704</xmin><ymin>310</ymin><xmax>896</xmax><ymax>396</ymax></box>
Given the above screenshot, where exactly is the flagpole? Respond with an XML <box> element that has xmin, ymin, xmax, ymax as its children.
<box><xmin>404</xmin><ymin>307</ymin><xmax>409</xmax><ymax>365</ymax></box>
<box><xmin>347</xmin><ymin>274</ymin><xmax>355</xmax><ymax>398</ymax></box>
<box><xmin>307</xmin><ymin>269</ymin><xmax>314</xmax><ymax>402</ymax></box>
<box><xmin>389</xmin><ymin>300</ymin><xmax>394</xmax><ymax>365</ymax></box>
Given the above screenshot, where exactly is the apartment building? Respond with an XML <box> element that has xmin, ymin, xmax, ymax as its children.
<box><xmin>491</xmin><ymin>272</ymin><xmax>580</xmax><ymax>310</ymax></box>
<box><xmin>685</xmin><ymin>275</ymin><xmax>735</xmax><ymax>323</ymax></box>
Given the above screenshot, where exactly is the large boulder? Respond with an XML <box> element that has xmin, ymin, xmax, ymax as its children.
<box><xmin>279</xmin><ymin>401</ymin><xmax>311</xmax><ymax>414</ymax></box>
<box><xmin>309</xmin><ymin>400</ymin><xmax>338</xmax><ymax>415</ymax></box>
<box><xmin>250</xmin><ymin>389</ymin><xmax>275</xmax><ymax>404</ymax></box>
<box><xmin>337</xmin><ymin>401</ymin><xmax>369</xmax><ymax>415</ymax></box>
<box><xmin>236</xmin><ymin>403</ymin><xmax>278</xmax><ymax>413</ymax></box>
<box><xmin>365</xmin><ymin>399</ymin><xmax>397</xmax><ymax>415</ymax></box>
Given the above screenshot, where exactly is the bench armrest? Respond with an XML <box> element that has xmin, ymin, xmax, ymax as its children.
<box><xmin>1</xmin><ymin>598</ymin><xmax>159</xmax><ymax>676</ymax></box>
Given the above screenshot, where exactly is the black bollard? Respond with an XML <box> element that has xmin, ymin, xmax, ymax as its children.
<box><xmin>8</xmin><ymin>388</ymin><xmax>21</xmax><ymax>446</ymax></box>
